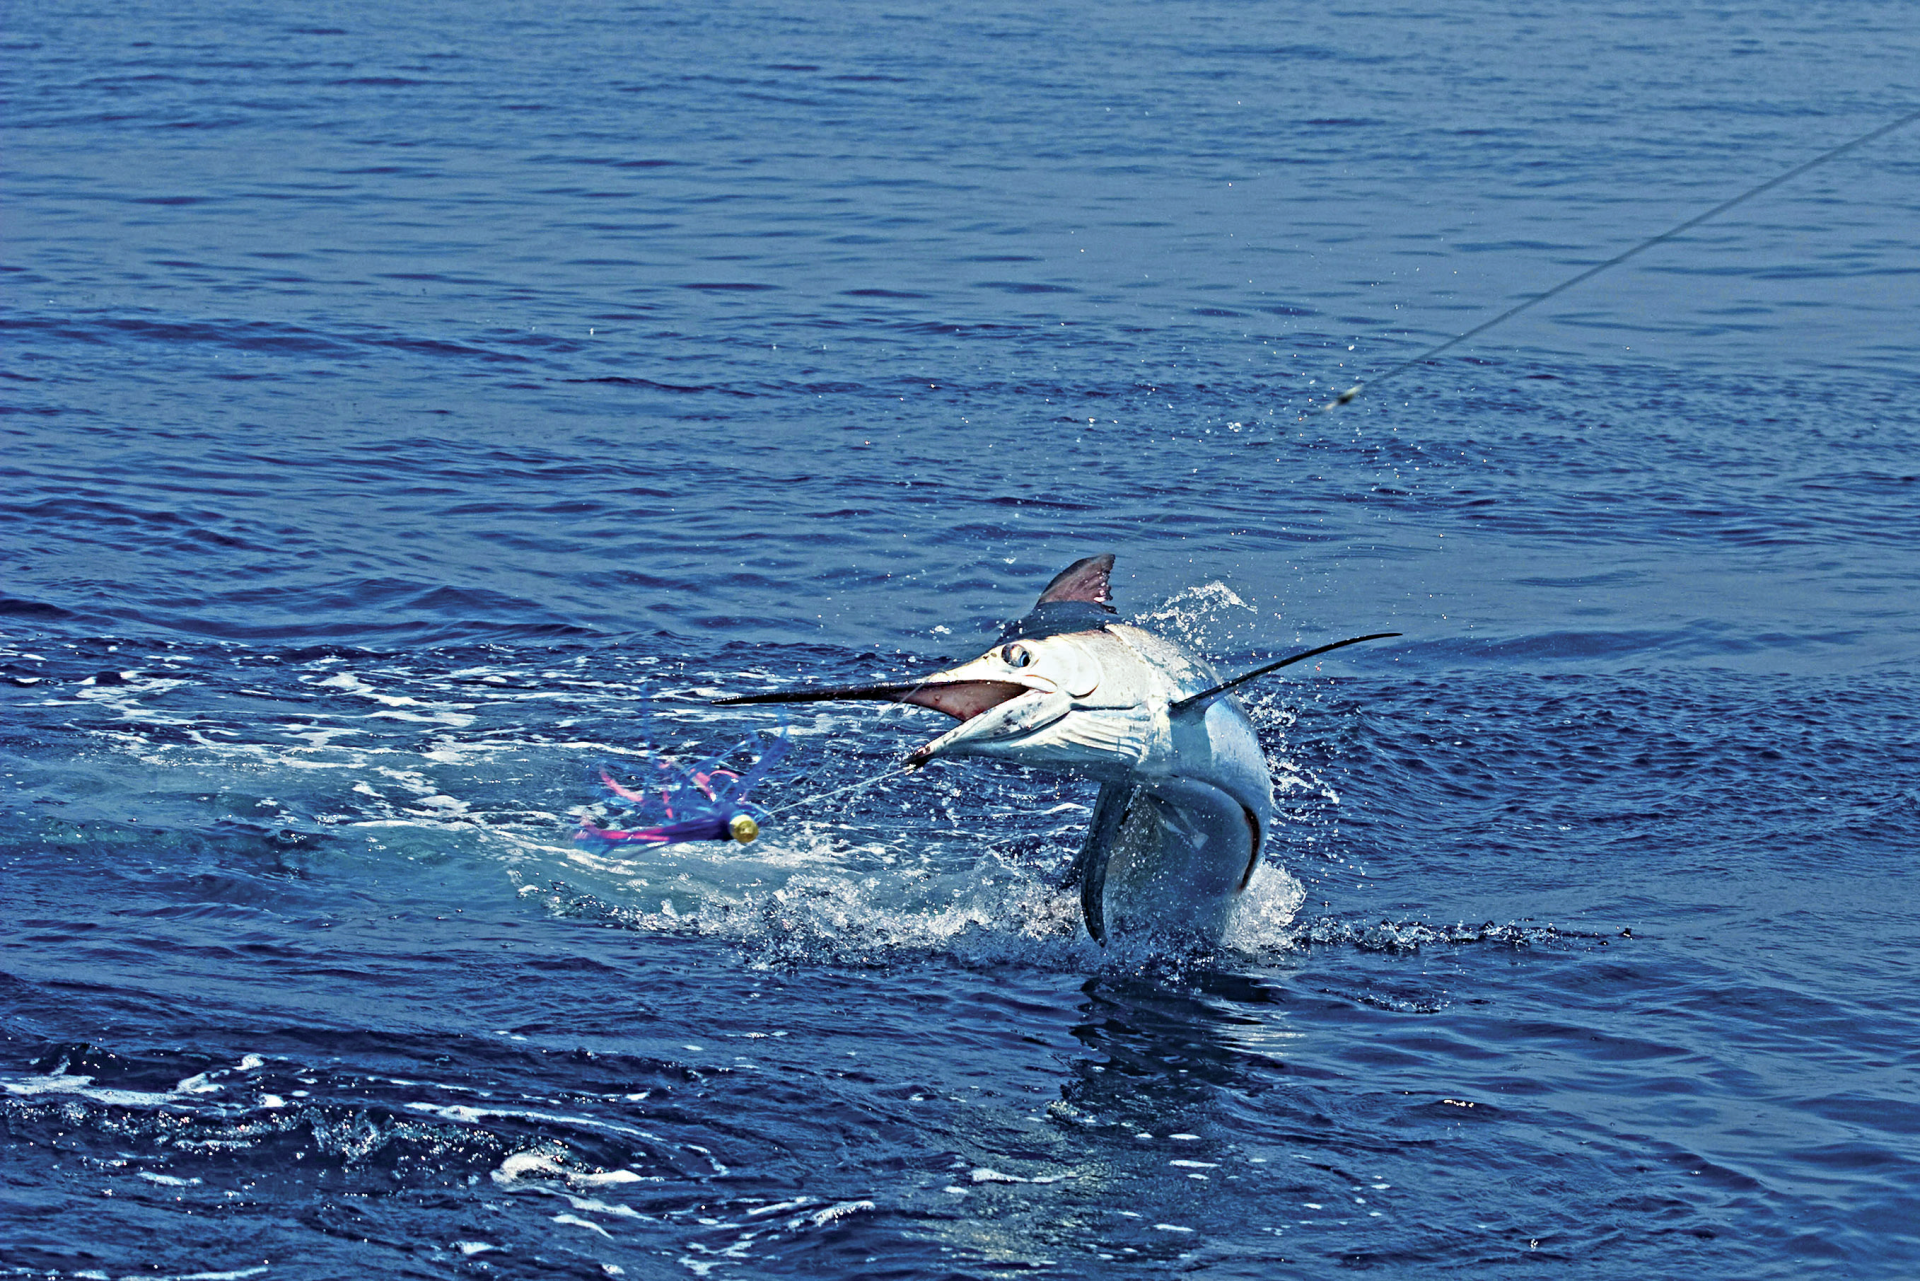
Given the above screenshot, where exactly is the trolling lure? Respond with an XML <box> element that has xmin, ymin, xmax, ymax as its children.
<box><xmin>575</xmin><ymin>729</ymin><xmax>789</xmax><ymax>849</ymax></box>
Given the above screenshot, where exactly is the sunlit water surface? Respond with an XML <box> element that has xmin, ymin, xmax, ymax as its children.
<box><xmin>4</xmin><ymin>2</ymin><xmax>1918</xmax><ymax>1277</ymax></box>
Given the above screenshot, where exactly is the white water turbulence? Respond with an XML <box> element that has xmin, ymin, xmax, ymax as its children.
<box><xmin>533</xmin><ymin>581</ymin><xmax>1330</xmax><ymax>968</ymax></box>
<box><xmin>8</xmin><ymin>1</ymin><xmax>1918</xmax><ymax>1274</ymax></box>
<box><xmin>36</xmin><ymin>604</ymin><xmax>1323</xmax><ymax>975</ymax></box>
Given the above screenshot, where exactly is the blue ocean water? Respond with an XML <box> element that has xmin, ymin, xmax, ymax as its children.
<box><xmin>3</xmin><ymin>1</ymin><xmax>1918</xmax><ymax>1276</ymax></box>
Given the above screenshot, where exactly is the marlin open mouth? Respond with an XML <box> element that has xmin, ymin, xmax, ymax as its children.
<box><xmin>711</xmin><ymin>554</ymin><xmax>1121</xmax><ymax>766</ymax></box>
<box><xmin>711</xmin><ymin>664</ymin><xmax>1059</xmax><ymax>768</ymax></box>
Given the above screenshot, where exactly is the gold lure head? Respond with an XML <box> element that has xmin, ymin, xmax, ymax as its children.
<box><xmin>728</xmin><ymin>813</ymin><xmax>759</xmax><ymax>844</ymax></box>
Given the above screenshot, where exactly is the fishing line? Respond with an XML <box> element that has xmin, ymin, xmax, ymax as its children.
<box><xmin>762</xmin><ymin>764</ymin><xmax>916</xmax><ymax>816</ymax></box>
<box><xmin>1313</xmin><ymin>104</ymin><xmax>1920</xmax><ymax>414</ymax></box>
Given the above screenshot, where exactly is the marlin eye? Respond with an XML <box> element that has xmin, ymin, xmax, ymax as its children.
<box><xmin>1001</xmin><ymin>643</ymin><xmax>1032</xmax><ymax>668</ymax></box>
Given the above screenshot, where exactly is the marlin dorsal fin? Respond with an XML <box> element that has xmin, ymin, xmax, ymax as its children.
<box><xmin>1035</xmin><ymin>554</ymin><xmax>1115</xmax><ymax>609</ymax></box>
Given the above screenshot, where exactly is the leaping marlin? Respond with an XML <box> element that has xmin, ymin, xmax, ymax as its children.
<box><xmin>716</xmin><ymin>555</ymin><xmax>1396</xmax><ymax>947</ymax></box>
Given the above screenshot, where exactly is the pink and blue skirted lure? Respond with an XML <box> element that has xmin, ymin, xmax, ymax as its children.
<box><xmin>575</xmin><ymin>730</ymin><xmax>788</xmax><ymax>849</ymax></box>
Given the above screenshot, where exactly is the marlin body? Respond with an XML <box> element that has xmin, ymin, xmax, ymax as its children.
<box><xmin>718</xmin><ymin>554</ymin><xmax>1279</xmax><ymax>946</ymax></box>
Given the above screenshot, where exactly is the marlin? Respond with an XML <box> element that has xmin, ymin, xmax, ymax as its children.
<box><xmin>716</xmin><ymin>555</ymin><xmax>1396</xmax><ymax>947</ymax></box>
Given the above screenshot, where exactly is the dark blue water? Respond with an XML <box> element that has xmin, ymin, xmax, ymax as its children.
<box><xmin>4</xmin><ymin>2</ymin><xmax>1918</xmax><ymax>1276</ymax></box>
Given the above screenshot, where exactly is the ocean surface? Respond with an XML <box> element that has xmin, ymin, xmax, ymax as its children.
<box><xmin>3</xmin><ymin>1</ymin><xmax>1918</xmax><ymax>1276</ymax></box>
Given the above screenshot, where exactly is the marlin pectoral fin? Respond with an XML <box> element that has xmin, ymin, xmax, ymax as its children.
<box><xmin>1070</xmin><ymin>781</ymin><xmax>1136</xmax><ymax>946</ymax></box>
<box><xmin>1167</xmin><ymin>632</ymin><xmax>1403</xmax><ymax>714</ymax></box>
